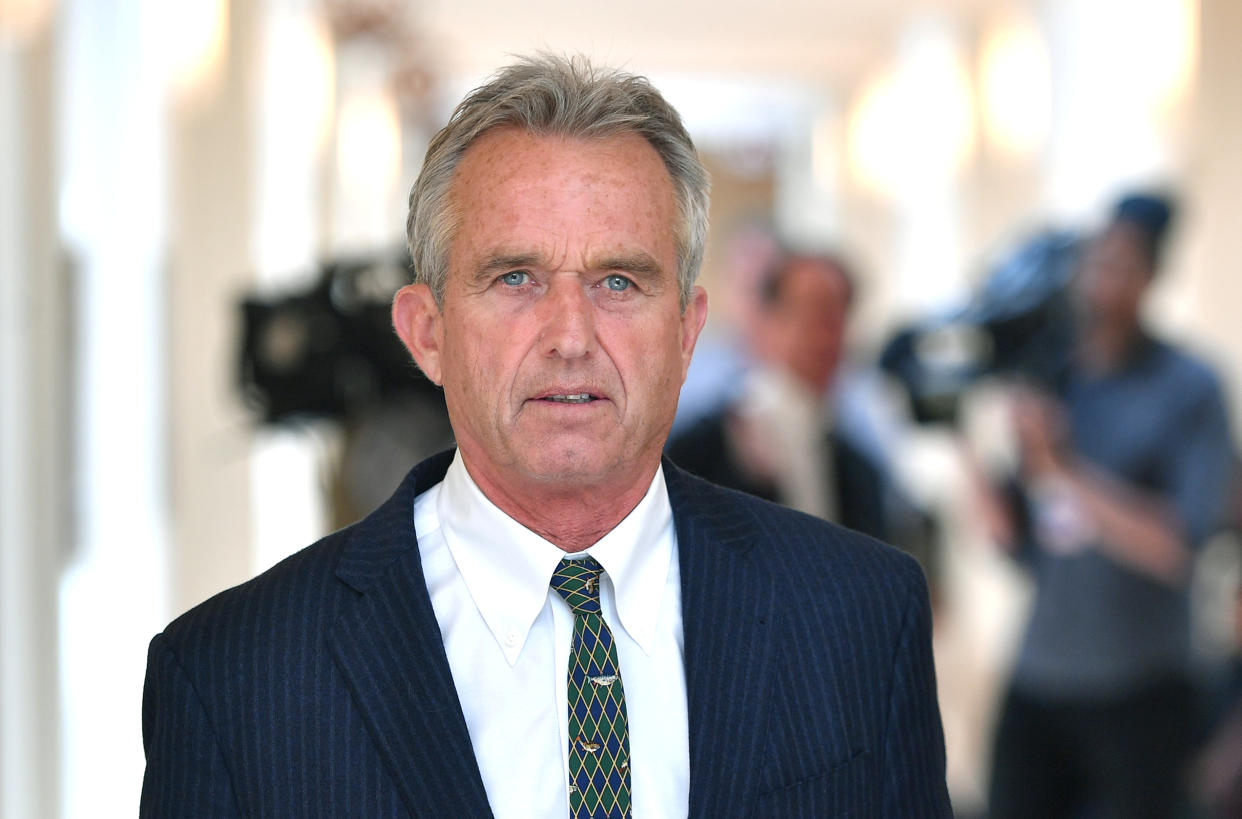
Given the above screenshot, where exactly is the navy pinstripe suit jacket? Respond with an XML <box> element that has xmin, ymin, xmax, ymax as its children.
<box><xmin>141</xmin><ymin>451</ymin><xmax>951</xmax><ymax>817</ymax></box>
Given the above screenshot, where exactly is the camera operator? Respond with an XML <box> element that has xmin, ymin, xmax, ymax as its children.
<box><xmin>984</xmin><ymin>194</ymin><xmax>1238</xmax><ymax>818</ymax></box>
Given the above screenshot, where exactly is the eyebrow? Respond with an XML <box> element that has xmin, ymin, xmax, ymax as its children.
<box><xmin>593</xmin><ymin>253</ymin><xmax>665</xmax><ymax>281</ymax></box>
<box><xmin>472</xmin><ymin>254</ymin><xmax>543</xmax><ymax>284</ymax></box>
<box><xmin>471</xmin><ymin>251</ymin><xmax>666</xmax><ymax>282</ymax></box>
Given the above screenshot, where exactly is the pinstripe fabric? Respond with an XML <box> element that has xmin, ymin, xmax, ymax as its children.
<box><xmin>141</xmin><ymin>450</ymin><xmax>950</xmax><ymax>817</ymax></box>
<box><xmin>668</xmin><ymin>460</ymin><xmax>951</xmax><ymax>817</ymax></box>
<box><xmin>141</xmin><ymin>450</ymin><xmax>486</xmax><ymax>818</ymax></box>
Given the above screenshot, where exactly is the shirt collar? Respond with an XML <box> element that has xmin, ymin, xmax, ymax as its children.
<box><xmin>586</xmin><ymin>464</ymin><xmax>674</xmax><ymax>657</ymax></box>
<box><xmin>437</xmin><ymin>451</ymin><xmax>674</xmax><ymax>666</ymax></box>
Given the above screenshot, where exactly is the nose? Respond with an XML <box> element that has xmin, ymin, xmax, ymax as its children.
<box><xmin>538</xmin><ymin>275</ymin><xmax>596</xmax><ymax>360</ymax></box>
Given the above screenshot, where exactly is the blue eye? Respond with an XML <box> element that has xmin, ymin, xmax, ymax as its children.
<box><xmin>604</xmin><ymin>275</ymin><xmax>631</xmax><ymax>291</ymax></box>
<box><xmin>500</xmin><ymin>271</ymin><xmax>530</xmax><ymax>286</ymax></box>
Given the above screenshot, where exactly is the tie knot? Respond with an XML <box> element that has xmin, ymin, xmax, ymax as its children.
<box><xmin>550</xmin><ymin>556</ymin><xmax>605</xmax><ymax>616</ymax></box>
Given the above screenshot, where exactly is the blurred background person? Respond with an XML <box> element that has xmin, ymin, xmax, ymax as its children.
<box><xmin>671</xmin><ymin>220</ymin><xmax>782</xmax><ymax>435</ymax></box>
<box><xmin>667</xmin><ymin>251</ymin><xmax>938</xmax><ymax>575</ymax></box>
<box><xmin>981</xmin><ymin>193</ymin><xmax>1238</xmax><ymax>819</ymax></box>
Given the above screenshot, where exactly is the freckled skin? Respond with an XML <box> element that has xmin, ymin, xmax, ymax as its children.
<box><xmin>393</xmin><ymin>128</ymin><xmax>708</xmax><ymax>549</ymax></box>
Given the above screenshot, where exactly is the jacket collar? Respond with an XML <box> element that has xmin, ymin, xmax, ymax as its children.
<box><xmin>327</xmin><ymin>451</ymin><xmax>776</xmax><ymax>817</ymax></box>
<box><xmin>327</xmin><ymin>450</ymin><xmax>494</xmax><ymax>817</ymax></box>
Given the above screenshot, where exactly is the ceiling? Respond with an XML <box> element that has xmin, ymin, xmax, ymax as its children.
<box><xmin>415</xmin><ymin>0</ymin><xmax>1015</xmax><ymax>92</ymax></box>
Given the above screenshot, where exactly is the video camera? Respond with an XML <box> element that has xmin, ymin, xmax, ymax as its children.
<box><xmin>879</xmin><ymin>230</ymin><xmax>1082</xmax><ymax>425</ymax></box>
<box><xmin>238</xmin><ymin>251</ymin><xmax>444</xmax><ymax>425</ymax></box>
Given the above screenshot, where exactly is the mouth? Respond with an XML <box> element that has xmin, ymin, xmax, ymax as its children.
<box><xmin>536</xmin><ymin>392</ymin><xmax>603</xmax><ymax>404</ymax></box>
<box><xmin>530</xmin><ymin>388</ymin><xmax>608</xmax><ymax>406</ymax></box>
<box><xmin>543</xmin><ymin>394</ymin><xmax>596</xmax><ymax>404</ymax></box>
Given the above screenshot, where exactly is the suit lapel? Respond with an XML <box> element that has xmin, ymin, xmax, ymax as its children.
<box><xmin>326</xmin><ymin>452</ymin><xmax>493</xmax><ymax>818</ymax></box>
<box><xmin>666</xmin><ymin>461</ymin><xmax>779</xmax><ymax>817</ymax></box>
<box><xmin>324</xmin><ymin>455</ymin><xmax>779</xmax><ymax>816</ymax></box>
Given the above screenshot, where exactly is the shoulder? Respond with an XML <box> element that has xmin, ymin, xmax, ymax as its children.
<box><xmin>148</xmin><ymin>506</ymin><xmax>402</xmax><ymax>707</ymax></box>
<box><xmin>155</xmin><ymin>525</ymin><xmax>354</xmax><ymax>665</ymax></box>
<box><xmin>154</xmin><ymin>450</ymin><xmax>451</xmax><ymax>665</ymax></box>
<box><xmin>1145</xmin><ymin>338</ymin><xmax>1227</xmax><ymax>403</ymax></box>
<box><xmin>665</xmin><ymin>459</ymin><xmax>926</xmax><ymax>608</ymax></box>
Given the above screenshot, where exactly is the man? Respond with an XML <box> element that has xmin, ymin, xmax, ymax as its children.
<box><xmin>668</xmin><ymin>254</ymin><xmax>935</xmax><ymax>569</ymax></box>
<box><xmin>141</xmin><ymin>55</ymin><xmax>950</xmax><ymax>817</ymax></box>
<box><xmin>985</xmin><ymin>194</ymin><xmax>1237</xmax><ymax>818</ymax></box>
<box><xmin>670</xmin><ymin>254</ymin><xmax>883</xmax><ymax>531</ymax></box>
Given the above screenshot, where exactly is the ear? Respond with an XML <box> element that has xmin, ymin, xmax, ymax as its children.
<box><xmin>392</xmin><ymin>283</ymin><xmax>444</xmax><ymax>385</ymax></box>
<box><xmin>678</xmin><ymin>285</ymin><xmax>709</xmax><ymax>380</ymax></box>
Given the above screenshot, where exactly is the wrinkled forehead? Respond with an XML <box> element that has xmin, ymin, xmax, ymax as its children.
<box><xmin>455</xmin><ymin>127</ymin><xmax>678</xmax><ymax>216</ymax></box>
<box><xmin>446</xmin><ymin>128</ymin><xmax>680</xmax><ymax>264</ymax></box>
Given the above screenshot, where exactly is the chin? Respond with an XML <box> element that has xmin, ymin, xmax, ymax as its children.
<box><xmin>521</xmin><ymin>455</ymin><xmax>614</xmax><ymax>486</ymax></box>
<box><xmin>512</xmin><ymin>443</ymin><xmax>628</xmax><ymax>488</ymax></box>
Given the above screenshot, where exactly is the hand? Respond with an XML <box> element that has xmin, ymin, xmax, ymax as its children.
<box><xmin>726</xmin><ymin>410</ymin><xmax>781</xmax><ymax>485</ymax></box>
<box><xmin>1011</xmin><ymin>386</ymin><xmax>1069</xmax><ymax>478</ymax></box>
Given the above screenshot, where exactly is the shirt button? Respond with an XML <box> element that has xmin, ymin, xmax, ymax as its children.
<box><xmin>504</xmin><ymin>630</ymin><xmax>519</xmax><ymax>647</ymax></box>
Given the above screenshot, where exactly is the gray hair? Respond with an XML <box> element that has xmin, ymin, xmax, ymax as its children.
<box><xmin>406</xmin><ymin>54</ymin><xmax>710</xmax><ymax>309</ymax></box>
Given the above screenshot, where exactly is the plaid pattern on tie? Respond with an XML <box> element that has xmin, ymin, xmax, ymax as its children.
<box><xmin>550</xmin><ymin>557</ymin><xmax>632</xmax><ymax>818</ymax></box>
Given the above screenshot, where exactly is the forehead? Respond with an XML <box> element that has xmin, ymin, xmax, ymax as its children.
<box><xmin>445</xmin><ymin>128</ymin><xmax>679</xmax><ymax>269</ymax></box>
<box><xmin>1090</xmin><ymin>225</ymin><xmax>1148</xmax><ymax>262</ymax></box>
<box><xmin>779</xmin><ymin>260</ymin><xmax>850</xmax><ymax>305</ymax></box>
<box><xmin>1081</xmin><ymin>232</ymin><xmax>1152</xmax><ymax>292</ymax></box>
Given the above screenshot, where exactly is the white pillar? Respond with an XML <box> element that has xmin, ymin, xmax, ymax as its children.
<box><xmin>249</xmin><ymin>0</ymin><xmax>335</xmax><ymax>576</ymax></box>
<box><xmin>1039</xmin><ymin>0</ymin><xmax>1194</xmax><ymax>221</ymax></box>
<box><xmin>0</xmin><ymin>10</ymin><xmax>66</xmax><ymax>818</ymax></box>
<box><xmin>165</xmin><ymin>0</ymin><xmax>259</xmax><ymax>614</ymax></box>
<box><xmin>1185</xmin><ymin>0</ymin><xmax>1242</xmax><ymax>418</ymax></box>
<box><xmin>56</xmin><ymin>0</ymin><xmax>171</xmax><ymax>813</ymax></box>
<box><xmin>838</xmin><ymin>14</ymin><xmax>976</xmax><ymax>333</ymax></box>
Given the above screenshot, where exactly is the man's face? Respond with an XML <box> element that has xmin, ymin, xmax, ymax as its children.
<box><xmin>1077</xmin><ymin>224</ymin><xmax>1151</xmax><ymax>333</ymax></box>
<box><xmin>396</xmin><ymin>128</ymin><xmax>707</xmax><ymax>497</ymax></box>
<box><xmin>764</xmin><ymin>260</ymin><xmax>850</xmax><ymax>394</ymax></box>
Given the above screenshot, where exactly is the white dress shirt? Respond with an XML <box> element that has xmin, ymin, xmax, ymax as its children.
<box><xmin>413</xmin><ymin>451</ymin><xmax>689</xmax><ymax>818</ymax></box>
<box><xmin>736</xmin><ymin>365</ymin><xmax>837</xmax><ymax>521</ymax></box>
